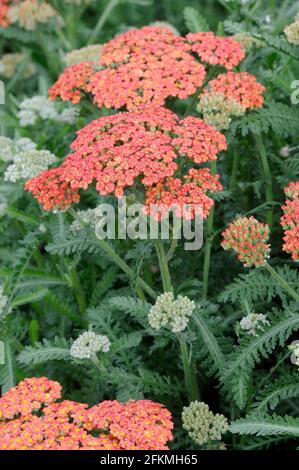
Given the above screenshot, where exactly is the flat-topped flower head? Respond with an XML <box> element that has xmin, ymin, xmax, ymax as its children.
<box><xmin>0</xmin><ymin>377</ymin><xmax>62</xmax><ymax>420</ymax></box>
<box><xmin>221</xmin><ymin>216</ymin><xmax>271</xmax><ymax>267</ymax></box>
<box><xmin>0</xmin><ymin>377</ymin><xmax>173</xmax><ymax>450</ymax></box>
<box><xmin>145</xmin><ymin>169</ymin><xmax>222</xmax><ymax>221</ymax></box>
<box><xmin>148</xmin><ymin>292</ymin><xmax>196</xmax><ymax>332</ymax></box>
<box><xmin>187</xmin><ymin>32</ymin><xmax>245</xmax><ymax>69</ymax></box>
<box><xmin>48</xmin><ymin>62</ymin><xmax>95</xmax><ymax>104</ymax></box>
<box><xmin>239</xmin><ymin>313</ymin><xmax>270</xmax><ymax>336</ymax></box>
<box><xmin>70</xmin><ymin>331</ymin><xmax>111</xmax><ymax>359</ymax></box>
<box><xmin>202</xmin><ymin>72</ymin><xmax>265</xmax><ymax>110</ymax></box>
<box><xmin>281</xmin><ymin>182</ymin><xmax>299</xmax><ymax>261</ymax></box>
<box><xmin>0</xmin><ymin>0</ymin><xmax>10</xmax><ymax>27</ymax></box>
<box><xmin>25</xmin><ymin>109</ymin><xmax>226</xmax><ymax>214</ymax></box>
<box><xmin>284</xmin><ymin>16</ymin><xmax>299</xmax><ymax>45</ymax></box>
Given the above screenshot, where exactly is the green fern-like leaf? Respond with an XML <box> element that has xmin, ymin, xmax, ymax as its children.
<box><xmin>221</xmin><ymin>305</ymin><xmax>299</xmax><ymax>408</ymax></box>
<box><xmin>183</xmin><ymin>6</ymin><xmax>210</xmax><ymax>32</ymax></box>
<box><xmin>230</xmin><ymin>413</ymin><xmax>299</xmax><ymax>437</ymax></box>
<box><xmin>18</xmin><ymin>337</ymin><xmax>71</xmax><ymax>366</ymax></box>
<box><xmin>254</xmin><ymin>372</ymin><xmax>299</xmax><ymax>412</ymax></box>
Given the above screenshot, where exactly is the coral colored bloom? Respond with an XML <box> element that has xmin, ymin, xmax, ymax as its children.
<box><xmin>281</xmin><ymin>182</ymin><xmax>299</xmax><ymax>261</ymax></box>
<box><xmin>0</xmin><ymin>377</ymin><xmax>173</xmax><ymax>450</ymax></box>
<box><xmin>25</xmin><ymin>109</ymin><xmax>226</xmax><ymax>213</ymax></box>
<box><xmin>203</xmin><ymin>71</ymin><xmax>265</xmax><ymax>109</ymax></box>
<box><xmin>221</xmin><ymin>216</ymin><xmax>271</xmax><ymax>267</ymax></box>
<box><xmin>0</xmin><ymin>0</ymin><xmax>10</xmax><ymax>27</ymax></box>
<box><xmin>48</xmin><ymin>62</ymin><xmax>95</xmax><ymax>104</ymax></box>
<box><xmin>145</xmin><ymin>169</ymin><xmax>222</xmax><ymax>221</ymax></box>
<box><xmin>187</xmin><ymin>32</ymin><xmax>245</xmax><ymax>70</ymax></box>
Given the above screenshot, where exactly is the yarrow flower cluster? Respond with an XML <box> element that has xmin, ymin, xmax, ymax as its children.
<box><xmin>70</xmin><ymin>331</ymin><xmax>111</xmax><ymax>359</ymax></box>
<box><xmin>284</xmin><ymin>14</ymin><xmax>299</xmax><ymax>45</ymax></box>
<box><xmin>182</xmin><ymin>401</ymin><xmax>228</xmax><ymax>447</ymax></box>
<box><xmin>64</xmin><ymin>44</ymin><xmax>102</xmax><ymax>67</ymax></box>
<box><xmin>0</xmin><ymin>377</ymin><xmax>174</xmax><ymax>450</ymax></box>
<box><xmin>239</xmin><ymin>313</ymin><xmax>270</xmax><ymax>336</ymax></box>
<box><xmin>4</xmin><ymin>148</ymin><xmax>56</xmax><ymax>183</ymax></box>
<box><xmin>17</xmin><ymin>96</ymin><xmax>78</xmax><ymax>127</ymax></box>
<box><xmin>7</xmin><ymin>0</ymin><xmax>63</xmax><ymax>31</ymax></box>
<box><xmin>48</xmin><ymin>26</ymin><xmax>247</xmax><ymax>111</ymax></box>
<box><xmin>0</xmin><ymin>52</ymin><xmax>36</xmax><ymax>79</ymax></box>
<box><xmin>289</xmin><ymin>340</ymin><xmax>299</xmax><ymax>368</ymax></box>
<box><xmin>280</xmin><ymin>181</ymin><xmax>299</xmax><ymax>261</ymax></box>
<box><xmin>25</xmin><ymin>108</ymin><xmax>226</xmax><ymax>215</ymax></box>
<box><xmin>148</xmin><ymin>292</ymin><xmax>195</xmax><ymax>333</ymax></box>
<box><xmin>187</xmin><ymin>32</ymin><xmax>245</xmax><ymax>69</ymax></box>
<box><xmin>197</xmin><ymin>92</ymin><xmax>246</xmax><ymax>130</ymax></box>
<box><xmin>221</xmin><ymin>216</ymin><xmax>271</xmax><ymax>268</ymax></box>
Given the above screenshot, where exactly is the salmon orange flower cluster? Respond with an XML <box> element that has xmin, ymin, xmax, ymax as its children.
<box><xmin>25</xmin><ymin>108</ymin><xmax>226</xmax><ymax>215</ymax></box>
<box><xmin>48</xmin><ymin>62</ymin><xmax>95</xmax><ymax>104</ymax></box>
<box><xmin>221</xmin><ymin>216</ymin><xmax>271</xmax><ymax>267</ymax></box>
<box><xmin>48</xmin><ymin>26</ymin><xmax>246</xmax><ymax>111</ymax></box>
<box><xmin>145</xmin><ymin>169</ymin><xmax>222</xmax><ymax>220</ymax></box>
<box><xmin>0</xmin><ymin>377</ymin><xmax>174</xmax><ymax>450</ymax></box>
<box><xmin>202</xmin><ymin>72</ymin><xmax>265</xmax><ymax>109</ymax></box>
<box><xmin>187</xmin><ymin>32</ymin><xmax>246</xmax><ymax>70</ymax></box>
<box><xmin>281</xmin><ymin>181</ymin><xmax>299</xmax><ymax>261</ymax></box>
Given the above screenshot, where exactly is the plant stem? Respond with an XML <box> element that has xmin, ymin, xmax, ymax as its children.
<box><xmin>155</xmin><ymin>241</ymin><xmax>173</xmax><ymax>293</ymax></box>
<box><xmin>179</xmin><ymin>338</ymin><xmax>199</xmax><ymax>402</ymax></box>
<box><xmin>255</xmin><ymin>135</ymin><xmax>273</xmax><ymax>228</ymax></box>
<box><xmin>156</xmin><ymin>240</ymin><xmax>198</xmax><ymax>402</ymax></box>
<box><xmin>229</xmin><ymin>148</ymin><xmax>240</xmax><ymax>192</ymax></box>
<box><xmin>202</xmin><ymin>161</ymin><xmax>217</xmax><ymax>298</ymax></box>
<box><xmin>69</xmin><ymin>266</ymin><xmax>87</xmax><ymax>315</ymax></box>
<box><xmin>68</xmin><ymin>208</ymin><xmax>157</xmax><ymax>300</ymax></box>
<box><xmin>88</xmin><ymin>0</ymin><xmax>119</xmax><ymax>45</ymax></box>
<box><xmin>264</xmin><ymin>262</ymin><xmax>299</xmax><ymax>302</ymax></box>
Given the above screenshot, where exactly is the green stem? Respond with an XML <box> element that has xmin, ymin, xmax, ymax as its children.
<box><xmin>69</xmin><ymin>266</ymin><xmax>87</xmax><ymax>315</ymax></box>
<box><xmin>68</xmin><ymin>208</ymin><xmax>157</xmax><ymax>300</ymax></box>
<box><xmin>156</xmin><ymin>240</ymin><xmax>198</xmax><ymax>402</ymax></box>
<box><xmin>229</xmin><ymin>148</ymin><xmax>240</xmax><ymax>192</ymax></box>
<box><xmin>179</xmin><ymin>338</ymin><xmax>199</xmax><ymax>402</ymax></box>
<box><xmin>87</xmin><ymin>0</ymin><xmax>119</xmax><ymax>45</ymax></box>
<box><xmin>155</xmin><ymin>241</ymin><xmax>173</xmax><ymax>293</ymax></box>
<box><xmin>255</xmin><ymin>135</ymin><xmax>273</xmax><ymax>228</ymax></box>
<box><xmin>264</xmin><ymin>263</ymin><xmax>299</xmax><ymax>302</ymax></box>
<box><xmin>202</xmin><ymin>161</ymin><xmax>217</xmax><ymax>298</ymax></box>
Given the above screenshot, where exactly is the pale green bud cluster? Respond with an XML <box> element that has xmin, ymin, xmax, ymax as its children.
<box><xmin>148</xmin><ymin>292</ymin><xmax>195</xmax><ymax>333</ymax></box>
<box><xmin>17</xmin><ymin>96</ymin><xmax>79</xmax><ymax>127</ymax></box>
<box><xmin>289</xmin><ymin>340</ymin><xmax>299</xmax><ymax>367</ymax></box>
<box><xmin>0</xmin><ymin>137</ymin><xmax>36</xmax><ymax>163</ymax></box>
<box><xmin>239</xmin><ymin>313</ymin><xmax>269</xmax><ymax>336</ymax></box>
<box><xmin>70</xmin><ymin>331</ymin><xmax>111</xmax><ymax>360</ymax></box>
<box><xmin>182</xmin><ymin>401</ymin><xmax>229</xmax><ymax>446</ymax></box>
<box><xmin>284</xmin><ymin>15</ymin><xmax>299</xmax><ymax>45</ymax></box>
<box><xmin>233</xmin><ymin>33</ymin><xmax>263</xmax><ymax>51</ymax></box>
<box><xmin>4</xmin><ymin>149</ymin><xmax>57</xmax><ymax>183</ymax></box>
<box><xmin>197</xmin><ymin>92</ymin><xmax>246</xmax><ymax>130</ymax></box>
<box><xmin>64</xmin><ymin>44</ymin><xmax>102</xmax><ymax>66</ymax></box>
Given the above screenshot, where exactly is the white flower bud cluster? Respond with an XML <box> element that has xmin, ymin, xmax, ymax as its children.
<box><xmin>70</xmin><ymin>207</ymin><xmax>103</xmax><ymax>235</ymax></box>
<box><xmin>289</xmin><ymin>340</ymin><xmax>299</xmax><ymax>368</ymax></box>
<box><xmin>0</xmin><ymin>53</ymin><xmax>36</xmax><ymax>79</ymax></box>
<box><xmin>284</xmin><ymin>14</ymin><xmax>299</xmax><ymax>46</ymax></box>
<box><xmin>198</xmin><ymin>92</ymin><xmax>246</xmax><ymax>130</ymax></box>
<box><xmin>148</xmin><ymin>292</ymin><xmax>195</xmax><ymax>333</ymax></box>
<box><xmin>182</xmin><ymin>401</ymin><xmax>229</xmax><ymax>446</ymax></box>
<box><xmin>239</xmin><ymin>313</ymin><xmax>269</xmax><ymax>336</ymax></box>
<box><xmin>0</xmin><ymin>202</ymin><xmax>8</xmax><ymax>217</ymax></box>
<box><xmin>70</xmin><ymin>331</ymin><xmax>111</xmax><ymax>360</ymax></box>
<box><xmin>0</xmin><ymin>285</ymin><xmax>9</xmax><ymax>318</ymax></box>
<box><xmin>17</xmin><ymin>96</ymin><xmax>79</xmax><ymax>127</ymax></box>
<box><xmin>4</xmin><ymin>149</ymin><xmax>57</xmax><ymax>183</ymax></box>
<box><xmin>64</xmin><ymin>44</ymin><xmax>102</xmax><ymax>66</ymax></box>
<box><xmin>0</xmin><ymin>136</ymin><xmax>37</xmax><ymax>163</ymax></box>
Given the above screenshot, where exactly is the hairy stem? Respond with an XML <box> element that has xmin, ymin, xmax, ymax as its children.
<box><xmin>255</xmin><ymin>135</ymin><xmax>273</xmax><ymax>228</ymax></box>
